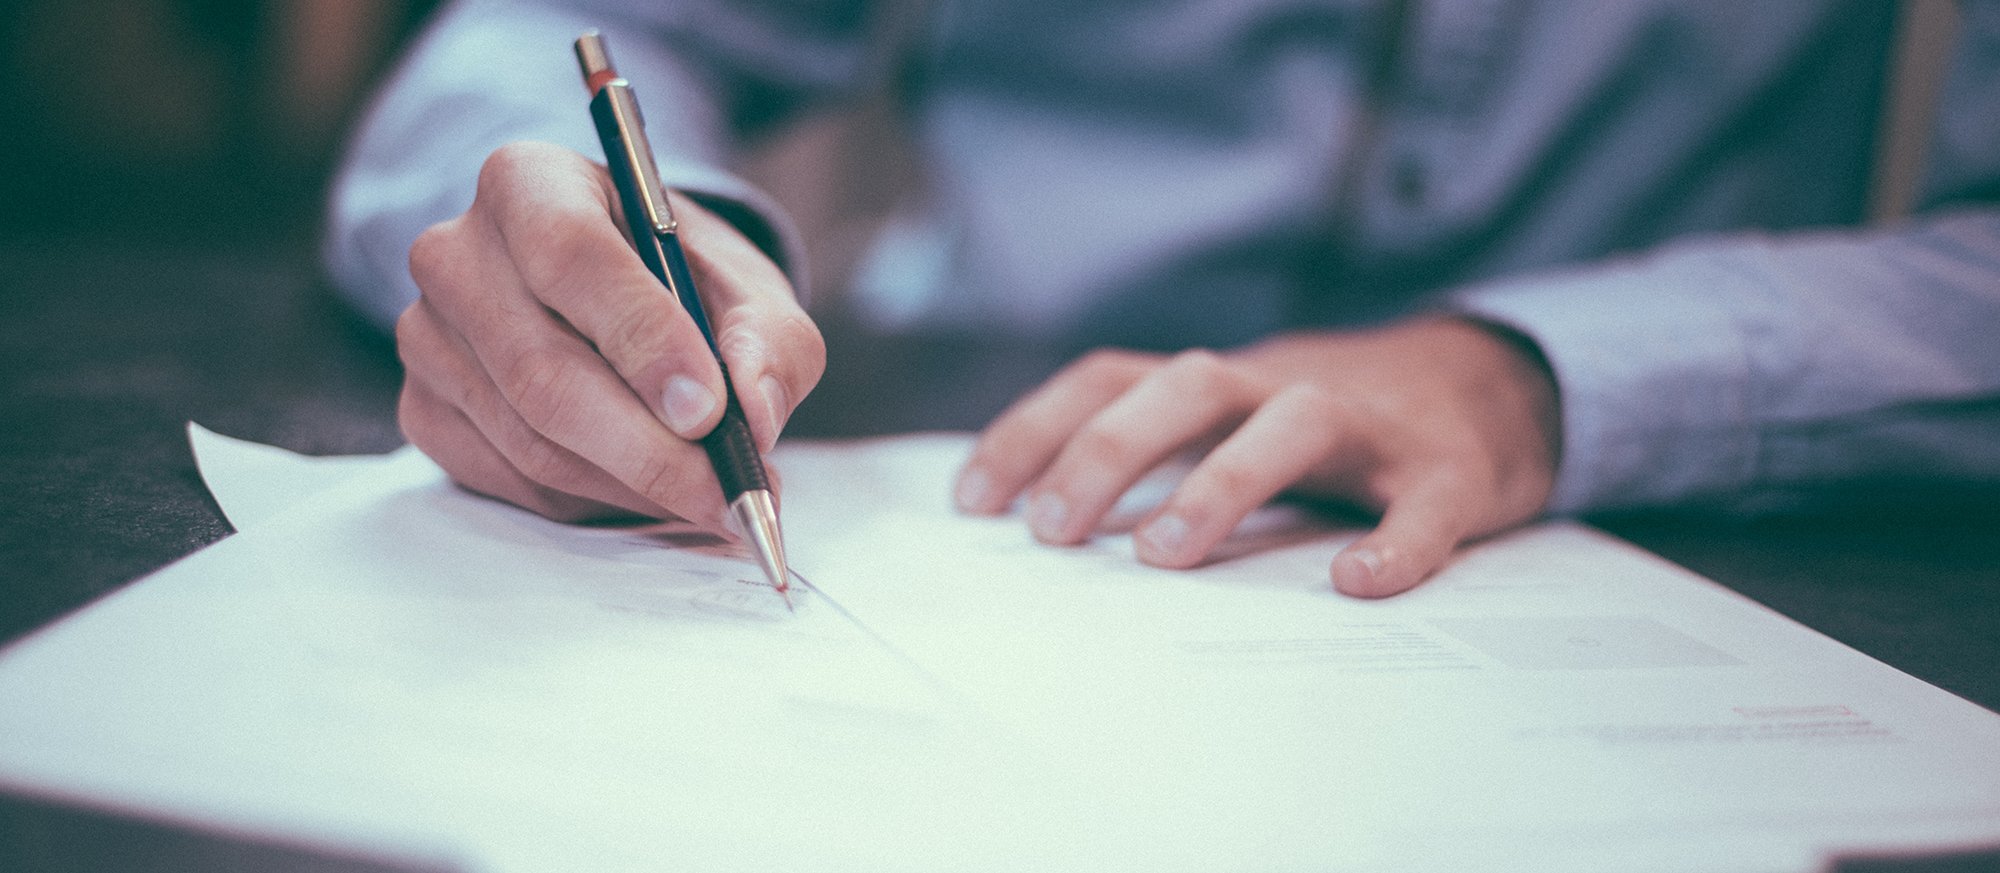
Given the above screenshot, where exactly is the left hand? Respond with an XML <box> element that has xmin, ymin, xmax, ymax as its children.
<box><xmin>952</xmin><ymin>317</ymin><xmax>1562</xmax><ymax>596</ymax></box>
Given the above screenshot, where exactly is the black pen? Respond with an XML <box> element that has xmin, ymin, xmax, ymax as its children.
<box><xmin>574</xmin><ymin>31</ymin><xmax>791</xmax><ymax>608</ymax></box>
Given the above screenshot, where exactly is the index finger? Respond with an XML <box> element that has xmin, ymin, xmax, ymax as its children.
<box><xmin>476</xmin><ymin>143</ymin><xmax>735</xmax><ymax>443</ymax></box>
<box><xmin>955</xmin><ymin>349</ymin><xmax>1158</xmax><ymax>515</ymax></box>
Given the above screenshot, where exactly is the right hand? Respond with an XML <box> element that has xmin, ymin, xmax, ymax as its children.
<box><xmin>397</xmin><ymin>141</ymin><xmax>824</xmax><ymax>530</ymax></box>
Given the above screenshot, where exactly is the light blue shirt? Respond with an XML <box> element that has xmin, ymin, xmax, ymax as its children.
<box><xmin>326</xmin><ymin>0</ymin><xmax>2000</xmax><ymax>515</ymax></box>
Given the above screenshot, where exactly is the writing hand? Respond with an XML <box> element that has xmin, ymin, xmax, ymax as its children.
<box><xmin>396</xmin><ymin>141</ymin><xmax>824</xmax><ymax>528</ymax></box>
<box><xmin>954</xmin><ymin>318</ymin><xmax>1559</xmax><ymax>596</ymax></box>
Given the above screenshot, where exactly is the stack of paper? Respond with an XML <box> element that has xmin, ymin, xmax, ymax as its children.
<box><xmin>0</xmin><ymin>426</ymin><xmax>1993</xmax><ymax>872</ymax></box>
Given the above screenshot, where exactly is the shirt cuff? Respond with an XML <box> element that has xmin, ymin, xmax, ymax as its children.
<box><xmin>1452</xmin><ymin>247</ymin><xmax>1767</xmax><ymax>514</ymax></box>
<box><xmin>664</xmin><ymin>166</ymin><xmax>811</xmax><ymax>304</ymax></box>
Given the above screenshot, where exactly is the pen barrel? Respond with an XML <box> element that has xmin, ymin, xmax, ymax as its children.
<box><xmin>591</xmin><ymin>91</ymin><xmax>720</xmax><ymax>345</ymax></box>
<box><xmin>586</xmin><ymin>72</ymin><xmax>770</xmax><ymax>502</ymax></box>
<box><xmin>701</xmin><ymin>378</ymin><xmax>769</xmax><ymax>500</ymax></box>
<box><xmin>657</xmin><ymin>229</ymin><xmax>718</xmax><ymax>351</ymax></box>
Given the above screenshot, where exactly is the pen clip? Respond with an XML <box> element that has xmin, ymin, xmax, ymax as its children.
<box><xmin>602</xmin><ymin>85</ymin><xmax>678</xmax><ymax>236</ymax></box>
<box><xmin>576</xmin><ymin>32</ymin><xmax>678</xmax><ymax>236</ymax></box>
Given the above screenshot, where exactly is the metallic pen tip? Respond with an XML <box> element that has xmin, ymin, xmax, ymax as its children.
<box><xmin>730</xmin><ymin>490</ymin><xmax>791</xmax><ymax>607</ymax></box>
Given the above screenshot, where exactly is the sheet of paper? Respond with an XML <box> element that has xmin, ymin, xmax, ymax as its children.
<box><xmin>0</xmin><ymin>436</ymin><xmax>1081</xmax><ymax>872</ymax></box>
<box><xmin>188</xmin><ymin>422</ymin><xmax>422</xmax><ymax>530</ymax></box>
<box><xmin>775</xmin><ymin>437</ymin><xmax>2000</xmax><ymax>871</ymax></box>
<box><xmin>2</xmin><ymin>431</ymin><xmax>1996</xmax><ymax>873</ymax></box>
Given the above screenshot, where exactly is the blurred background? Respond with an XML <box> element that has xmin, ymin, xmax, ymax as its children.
<box><xmin>0</xmin><ymin>0</ymin><xmax>906</xmax><ymax>291</ymax></box>
<box><xmin>0</xmin><ymin>0</ymin><xmax>441</xmax><ymax>249</ymax></box>
<box><xmin>0</xmin><ymin>0</ymin><xmax>460</xmax><ymax>659</ymax></box>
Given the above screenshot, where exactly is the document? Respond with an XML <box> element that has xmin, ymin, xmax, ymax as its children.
<box><xmin>0</xmin><ymin>429</ymin><xmax>1994</xmax><ymax>873</ymax></box>
<box><xmin>5</xmin><ymin>430</ymin><xmax>1061</xmax><ymax>872</ymax></box>
<box><xmin>189</xmin><ymin>424</ymin><xmax>427</xmax><ymax>530</ymax></box>
<box><xmin>775</xmin><ymin>438</ymin><xmax>2000</xmax><ymax>871</ymax></box>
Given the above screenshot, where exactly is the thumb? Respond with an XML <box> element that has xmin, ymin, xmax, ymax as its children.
<box><xmin>1329</xmin><ymin>474</ymin><xmax>1477</xmax><ymax>597</ymax></box>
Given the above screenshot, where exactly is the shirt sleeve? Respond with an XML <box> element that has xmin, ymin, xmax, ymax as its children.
<box><xmin>322</xmin><ymin>0</ymin><xmax>875</xmax><ymax>329</ymax></box>
<box><xmin>1455</xmin><ymin>3</ymin><xmax>2000</xmax><ymax>515</ymax></box>
<box><xmin>1457</xmin><ymin>211</ymin><xmax>2000</xmax><ymax>515</ymax></box>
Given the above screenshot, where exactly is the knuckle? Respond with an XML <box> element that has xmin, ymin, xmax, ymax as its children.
<box><xmin>500</xmin><ymin>347</ymin><xmax>587</xmax><ymax>436</ymax></box>
<box><xmin>597</xmin><ymin>295</ymin><xmax>682</xmax><ymax>365</ymax></box>
<box><xmin>1073</xmin><ymin>347</ymin><xmax>1137</xmax><ymax>377</ymax></box>
<box><xmin>508</xmin><ymin>432</ymin><xmax>577</xmax><ymax>485</ymax></box>
<box><xmin>392</xmin><ymin>306</ymin><xmax>425</xmax><ymax>362</ymax></box>
<box><xmin>1168</xmin><ymin>347</ymin><xmax>1226</xmax><ymax>373</ymax></box>
<box><xmin>395</xmin><ymin>385</ymin><xmax>434</xmax><ymax>446</ymax></box>
<box><xmin>516</xmin><ymin>210</ymin><xmax>614</xmax><ymax>299</ymax></box>
<box><xmin>1195</xmin><ymin>459</ymin><xmax>1264</xmax><ymax>502</ymax></box>
<box><xmin>471</xmin><ymin>143</ymin><xmax>620</xmax><ymax>303</ymax></box>
<box><xmin>406</xmin><ymin>223</ymin><xmax>458</xmax><ymax>296</ymax></box>
<box><xmin>1163</xmin><ymin>348</ymin><xmax>1233</xmax><ymax>394</ymax></box>
<box><xmin>1069</xmin><ymin>422</ymin><xmax>1138</xmax><ymax>470</ymax></box>
<box><xmin>478</xmin><ymin>141</ymin><xmax>557</xmax><ymax>191</ymax></box>
<box><xmin>714</xmin><ymin>319</ymin><xmax>773</xmax><ymax>369</ymax></box>
<box><xmin>392</xmin><ymin>301</ymin><xmax>448</xmax><ymax>373</ymax></box>
<box><xmin>1057</xmin><ymin>348</ymin><xmax>1152</xmax><ymax>397</ymax></box>
<box><xmin>771</xmin><ymin>311</ymin><xmax>827</xmax><ymax>384</ymax></box>
<box><xmin>722</xmin><ymin>309</ymin><xmax>825</xmax><ymax>385</ymax></box>
<box><xmin>1272</xmin><ymin>383</ymin><xmax>1347</xmax><ymax>429</ymax></box>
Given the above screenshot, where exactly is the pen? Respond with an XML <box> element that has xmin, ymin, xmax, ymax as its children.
<box><xmin>573</xmin><ymin>31</ymin><xmax>792</xmax><ymax>608</ymax></box>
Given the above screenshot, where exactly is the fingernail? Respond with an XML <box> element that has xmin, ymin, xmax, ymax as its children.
<box><xmin>1333</xmin><ymin>546</ymin><xmax>1385</xmax><ymax>594</ymax></box>
<box><xmin>757</xmin><ymin>375</ymin><xmax>788</xmax><ymax>453</ymax></box>
<box><xmin>1138</xmin><ymin>513</ymin><xmax>1189</xmax><ymax>561</ymax></box>
<box><xmin>661</xmin><ymin>375</ymin><xmax>718</xmax><ymax>437</ymax></box>
<box><xmin>1028</xmin><ymin>492</ymin><xmax>1069</xmax><ymax>541</ymax></box>
<box><xmin>955</xmin><ymin>467</ymin><xmax>993</xmax><ymax>513</ymax></box>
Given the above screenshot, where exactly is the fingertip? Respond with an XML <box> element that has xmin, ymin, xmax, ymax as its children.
<box><xmin>1331</xmin><ymin>544</ymin><xmax>1404</xmax><ymax>598</ymax></box>
<box><xmin>954</xmin><ymin>465</ymin><xmax>1000</xmax><ymax>514</ymax></box>
<box><xmin>1026</xmin><ymin>492</ymin><xmax>1073</xmax><ymax>543</ymax></box>
<box><xmin>1134</xmin><ymin>511</ymin><xmax>1200</xmax><ymax>568</ymax></box>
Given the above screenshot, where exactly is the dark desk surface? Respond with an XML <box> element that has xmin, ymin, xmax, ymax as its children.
<box><xmin>2</xmin><ymin>243</ymin><xmax>1997</xmax><ymax>871</ymax></box>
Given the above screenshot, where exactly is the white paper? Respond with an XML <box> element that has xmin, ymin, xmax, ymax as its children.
<box><xmin>188</xmin><ymin>422</ymin><xmax>423</xmax><ymax>530</ymax></box>
<box><xmin>2</xmin><ymin>437</ymin><xmax>1073</xmax><ymax>872</ymax></box>
<box><xmin>1</xmin><ymin>431</ymin><xmax>1996</xmax><ymax>873</ymax></box>
<box><xmin>775</xmin><ymin>437</ymin><xmax>2000</xmax><ymax>871</ymax></box>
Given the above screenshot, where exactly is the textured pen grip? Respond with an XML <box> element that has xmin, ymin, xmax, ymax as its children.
<box><xmin>702</xmin><ymin>363</ymin><xmax>770</xmax><ymax>500</ymax></box>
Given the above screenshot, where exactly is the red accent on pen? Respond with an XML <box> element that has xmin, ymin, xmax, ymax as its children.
<box><xmin>586</xmin><ymin>68</ymin><xmax>619</xmax><ymax>95</ymax></box>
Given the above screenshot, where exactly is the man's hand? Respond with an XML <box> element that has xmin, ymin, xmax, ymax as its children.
<box><xmin>397</xmin><ymin>141</ymin><xmax>824</xmax><ymax>529</ymax></box>
<box><xmin>954</xmin><ymin>318</ymin><xmax>1561</xmax><ymax>596</ymax></box>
